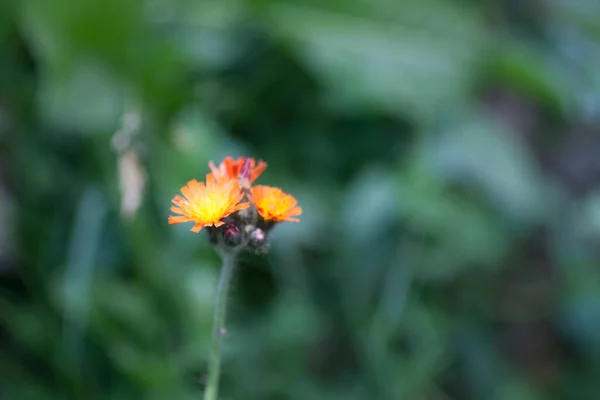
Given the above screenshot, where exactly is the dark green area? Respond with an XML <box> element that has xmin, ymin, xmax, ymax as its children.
<box><xmin>2</xmin><ymin>0</ymin><xmax>600</xmax><ymax>399</ymax></box>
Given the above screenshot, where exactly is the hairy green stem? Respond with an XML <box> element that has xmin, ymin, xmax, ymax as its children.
<box><xmin>203</xmin><ymin>252</ymin><xmax>236</xmax><ymax>400</ymax></box>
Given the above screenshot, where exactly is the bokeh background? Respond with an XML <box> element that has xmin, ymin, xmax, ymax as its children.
<box><xmin>2</xmin><ymin>0</ymin><xmax>600</xmax><ymax>399</ymax></box>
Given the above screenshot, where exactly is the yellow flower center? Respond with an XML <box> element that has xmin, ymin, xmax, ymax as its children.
<box><xmin>189</xmin><ymin>190</ymin><xmax>232</xmax><ymax>223</ymax></box>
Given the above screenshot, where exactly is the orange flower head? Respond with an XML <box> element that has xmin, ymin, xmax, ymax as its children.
<box><xmin>209</xmin><ymin>157</ymin><xmax>267</xmax><ymax>189</ymax></box>
<box><xmin>248</xmin><ymin>185</ymin><xmax>302</xmax><ymax>223</ymax></box>
<box><xmin>168</xmin><ymin>173</ymin><xmax>249</xmax><ymax>232</ymax></box>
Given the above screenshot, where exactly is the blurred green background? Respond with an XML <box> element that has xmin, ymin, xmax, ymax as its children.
<box><xmin>2</xmin><ymin>0</ymin><xmax>600</xmax><ymax>399</ymax></box>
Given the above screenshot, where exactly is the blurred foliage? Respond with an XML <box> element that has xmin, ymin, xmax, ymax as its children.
<box><xmin>1</xmin><ymin>0</ymin><xmax>600</xmax><ymax>399</ymax></box>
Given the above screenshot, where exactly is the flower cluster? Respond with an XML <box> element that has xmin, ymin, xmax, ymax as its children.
<box><xmin>168</xmin><ymin>157</ymin><xmax>301</xmax><ymax>253</ymax></box>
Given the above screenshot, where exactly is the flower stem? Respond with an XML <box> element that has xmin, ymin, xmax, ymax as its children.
<box><xmin>203</xmin><ymin>252</ymin><xmax>236</xmax><ymax>400</ymax></box>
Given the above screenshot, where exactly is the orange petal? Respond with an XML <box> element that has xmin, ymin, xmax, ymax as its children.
<box><xmin>285</xmin><ymin>199</ymin><xmax>298</xmax><ymax>208</ymax></box>
<box><xmin>189</xmin><ymin>180</ymin><xmax>205</xmax><ymax>197</ymax></box>
<box><xmin>251</xmin><ymin>160</ymin><xmax>267</xmax><ymax>182</ymax></box>
<box><xmin>170</xmin><ymin>206</ymin><xmax>185</xmax><ymax>214</ymax></box>
<box><xmin>233</xmin><ymin>202</ymin><xmax>250</xmax><ymax>212</ymax></box>
<box><xmin>172</xmin><ymin>195</ymin><xmax>188</xmax><ymax>207</ymax></box>
<box><xmin>168</xmin><ymin>215</ymin><xmax>189</xmax><ymax>224</ymax></box>
<box><xmin>206</xmin><ymin>173</ymin><xmax>216</xmax><ymax>189</ymax></box>
<box><xmin>213</xmin><ymin>221</ymin><xmax>225</xmax><ymax>227</ymax></box>
<box><xmin>232</xmin><ymin>191</ymin><xmax>245</xmax><ymax>205</ymax></box>
<box><xmin>286</xmin><ymin>206</ymin><xmax>302</xmax><ymax>216</ymax></box>
<box><xmin>181</xmin><ymin>183</ymin><xmax>194</xmax><ymax>200</ymax></box>
<box><xmin>191</xmin><ymin>223</ymin><xmax>204</xmax><ymax>233</ymax></box>
<box><xmin>208</xmin><ymin>161</ymin><xmax>220</xmax><ymax>176</ymax></box>
<box><xmin>221</xmin><ymin>157</ymin><xmax>237</xmax><ymax>178</ymax></box>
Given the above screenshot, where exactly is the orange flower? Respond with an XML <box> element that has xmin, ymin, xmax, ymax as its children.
<box><xmin>168</xmin><ymin>174</ymin><xmax>249</xmax><ymax>232</ymax></box>
<box><xmin>209</xmin><ymin>157</ymin><xmax>267</xmax><ymax>188</ymax></box>
<box><xmin>248</xmin><ymin>185</ymin><xmax>302</xmax><ymax>223</ymax></box>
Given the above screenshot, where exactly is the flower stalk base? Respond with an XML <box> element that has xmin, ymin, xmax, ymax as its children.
<box><xmin>203</xmin><ymin>252</ymin><xmax>236</xmax><ymax>400</ymax></box>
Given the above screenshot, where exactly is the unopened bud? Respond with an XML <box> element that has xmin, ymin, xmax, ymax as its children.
<box><xmin>248</xmin><ymin>227</ymin><xmax>269</xmax><ymax>254</ymax></box>
<box><xmin>221</xmin><ymin>223</ymin><xmax>242</xmax><ymax>247</ymax></box>
<box><xmin>251</xmin><ymin>228</ymin><xmax>266</xmax><ymax>243</ymax></box>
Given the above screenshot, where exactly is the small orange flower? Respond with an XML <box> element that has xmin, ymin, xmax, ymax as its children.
<box><xmin>248</xmin><ymin>185</ymin><xmax>302</xmax><ymax>223</ymax></box>
<box><xmin>209</xmin><ymin>157</ymin><xmax>267</xmax><ymax>189</ymax></box>
<box><xmin>168</xmin><ymin>174</ymin><xmax>249</xmax><ymax>232</ymax></box>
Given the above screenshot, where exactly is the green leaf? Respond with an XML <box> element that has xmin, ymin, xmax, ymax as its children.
<box><xmin>425</xmin><ymin>112</ymin><xmax>549</xmax><ymax>226</ymax></box>
<box><xmin>36</xmin><ymin>62</ymin><xmax>124</xmax><ymax>133</ymax></box>
<box><xmin>266</xmin><ymin>0</ymin><xmax>488</xmax><ymax>119</ymax></box>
